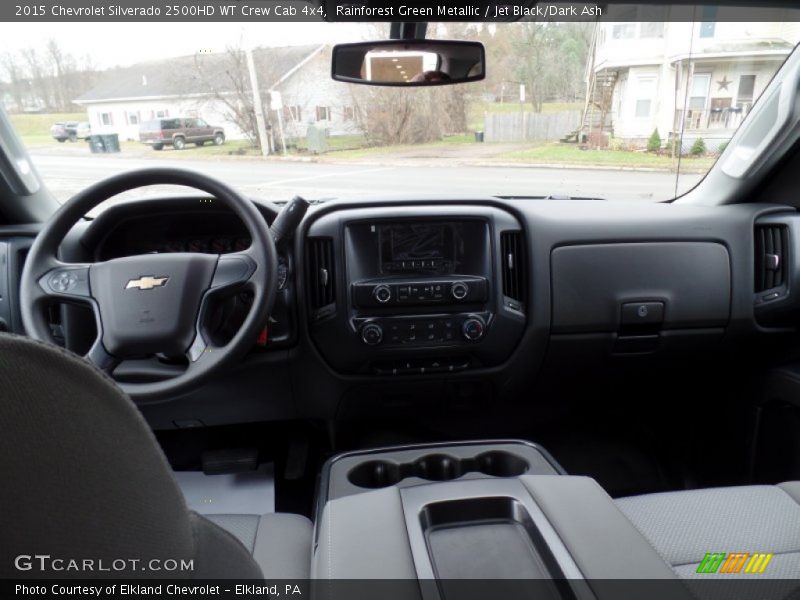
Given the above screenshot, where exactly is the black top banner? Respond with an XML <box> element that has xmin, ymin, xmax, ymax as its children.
<box><xmin>2</xmin><ymin>1</ymin><xmax>799</xmax><ymax>23</ymax></box>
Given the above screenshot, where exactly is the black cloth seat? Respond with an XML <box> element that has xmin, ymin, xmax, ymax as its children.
<box><xmin>0</xmin><ymin>334</ymin><xmax>310</xmax><ymax>579</ymax></box>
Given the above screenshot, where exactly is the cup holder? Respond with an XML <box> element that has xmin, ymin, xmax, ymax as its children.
<box><xmin>475</xmin><ymin>451</ymin><xmax>529</xmax><ymax>477</ymax></box>
<box><xmin>347</xmin><ymin>450</ymin><xmax>531</xmax><ymax>489</ymax></box>
<box><xmin>347</xmin><ymin>460</ymin><xmax>402</xmax><ymax>489</ymax></box>
<box><xmin>414</xmin><ymin>454</ymin><xmax>463</xmax><ymax>481</ymax></box>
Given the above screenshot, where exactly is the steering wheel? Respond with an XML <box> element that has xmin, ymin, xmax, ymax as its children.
<box><xmin>20</xmin><ymin>168</ymin><xmax>278</xmax><ymax>402</ymax></box>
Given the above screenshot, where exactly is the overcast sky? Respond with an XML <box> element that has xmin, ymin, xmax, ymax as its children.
<box><xmin>0</xmin><ymin>22</ymin><xmax>374</xmax><ymax>68</ymax></box>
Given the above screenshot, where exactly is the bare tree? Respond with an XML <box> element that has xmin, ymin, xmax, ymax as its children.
<box><xmin>45</xmin><ymin>39</ymin><xmax>83</xmax><ymax>111</ymax></box>
<box><xmin>21</xmin><ymin>48</ymin><xmax>53</xmax><ymax>110</ymax></box>
<box><xmin>0</xmin><ymin>53</ymin><xmax>27</xmax><ymax>111</ymax></box>
<box><xmin>507</xmin><ymin>22</ymin><xmax>593</xmax><ymax>112</ymax></box>
<box><xmin>349</xmin><ymin>84</ymin><xmax>469</xmax><ymax>146</ymax></box>
<box><xmin>180</xmin><ymin>46</ymin><xmax>284</xmax><ymax>145</ymax></box>
<box><xmin>0</xmin><ymin>41</ymin><xmax>99</xmax><ymax>113</ymax></box>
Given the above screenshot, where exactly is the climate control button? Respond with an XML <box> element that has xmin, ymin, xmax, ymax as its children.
<box><xmin>451</xmin><ymin>282</ymin><xmax>469</xmax><ymax>300</ymax></box>
<box><xmin>361</xmin><ymin>323</ymin><xmax>384</xmax><ymax>346</ymax></box>
<box><xmin>373</xmin><ymin>284</ymin><xmax>392</xmax><ymax>304</ymax></box>
<box><xmin>462</xmin><ymin>317</ymin><xmax>485</xmax><ymax>341</ymax></box>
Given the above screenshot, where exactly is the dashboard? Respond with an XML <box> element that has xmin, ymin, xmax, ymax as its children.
<box><xmin>1</xmin><ymin>194</ymin><xmax>799</xmax><ymax>429</ymax></box>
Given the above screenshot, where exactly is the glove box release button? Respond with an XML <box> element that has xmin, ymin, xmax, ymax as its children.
<box><xmin>621</xmin><ymin>301</ymin><xmax>664</xmax><ymax>326</ymax></box>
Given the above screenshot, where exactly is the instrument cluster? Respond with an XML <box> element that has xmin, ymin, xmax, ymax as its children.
<box><xmin>145</xmin><ymin>235</ymin><xmax>251</xmax><ymax>255</ymax></box>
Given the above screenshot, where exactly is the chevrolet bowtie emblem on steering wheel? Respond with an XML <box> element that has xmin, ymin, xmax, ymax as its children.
<box><xmin>125</xmin><ymin>276</ymin><xmax>169</xmax><ymax>290</ymax></box>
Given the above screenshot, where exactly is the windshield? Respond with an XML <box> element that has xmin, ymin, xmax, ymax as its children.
<box><xmin>2</xmin><ymin>14</ymin><xmax>799</xmax><ymax>204</ymax></box>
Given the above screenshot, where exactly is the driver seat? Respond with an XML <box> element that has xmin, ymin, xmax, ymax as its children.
<box><xmin>0</xmin><ymin>334</ymin><xmax>312</xmax><ymax>579</ymax></box>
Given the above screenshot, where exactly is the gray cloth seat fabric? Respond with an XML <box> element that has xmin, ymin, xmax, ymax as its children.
<box><xmin>615</xmin><ymin>482</ymin><xmax>800</xmax><ymax>579</ymax></box>
<box><xmin>0</xmin><ymin>333</ymin><xmax>310</xmax><ymax>579</ymax></box>
<box><xmin>206</xmin><ymin>513</ymin><xmax>313</xmax><ymax>579</ymax></box>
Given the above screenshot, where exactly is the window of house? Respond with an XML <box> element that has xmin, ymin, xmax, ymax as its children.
<box><xmin>634</xmin><ymin>77</ymin><xmax>656</xmax><ymax>118</ymax></box>
<box><xmin>689</xmin><ymin>73</ymin><xmax>711</xmax><ymax>110</ymax></box>
<box><xmin>126</xmin><ymin>112</ymin><xmax>139</xmax><ymax>125</ymax></box>
<box><xmin>699</xmin><ymin>7</ymin><xmax>717</xmax><ymax>38</ymax></box>
<box><xmin>315</xmin><ymin>106</ymin><xmax>331</xmax><ymax>121</ymax></box>
<box><xmin>736</xmin><ymin>75</ymin><xmax>756</xmax><ymax>106</ymax></box>
<box><xmin>612</xmin><ymin>24</ymin><xmax>636</xmax><ymax>39</ymax></box>
<box><xmin>100</xmin><ymin>112</ymin><xmax>113</xmax><ymax>126</ymax></box>
<box><xmin>699</xmin><ymin>22</ymin><xmax>716</xmax><ymax>38</ymax></box>
<box><xmin>283</xmin><ymin>105</ymin><xmax>302</xmax><ymax>121</ymax></box>
<box><xmin>640</xmin><ymin>22</ymin><xmax>664</xmax><ymax>38</ymax></box>
<box><xmin>343</xmin><ymin>106</ymin><xmax>355</xmax><ymax>121</ymax></box>
<box><xmin>155</xmin><ymin>109</ymin><xmax>168</xmax><ymax>118</ymax></box>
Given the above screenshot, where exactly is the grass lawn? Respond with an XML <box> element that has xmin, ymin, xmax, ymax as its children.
<box><xmin>500</xmin><ymin>143</ymin><xmax>717</xmax><ymax>172</ymax></box>
<box><xmin>139</xmin><ymin>139</ymin><xmax>263</xmax><ymax>158</ymax></box>
<box><xmin>291</xmin><ymin>134</ymin><xmax>368</xmax><ymax>153</ymax></box>
<box><xmin>10</xmin><ymin>112</ymin><xmax>86</xmax><ymax>145</ymax></box>
<box><xmin>318</xmin><ymin>134</ymin><xmax>477</xmax><ymax>160</ymax></box>
<box><xmin>162</xmin><ymin>135</ymin><xmax>368</xmax><ymax>158</ymax></box>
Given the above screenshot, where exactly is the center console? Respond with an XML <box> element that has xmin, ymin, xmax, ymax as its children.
<box><xmin>304</xmin><ymin>206</ymin><xmax>527</xmax><ymax>375</ymax></box>
<box><xmin>312</xmin><ymin>440</ymin><xmax>692</xmax><ymax>599</ymax></box>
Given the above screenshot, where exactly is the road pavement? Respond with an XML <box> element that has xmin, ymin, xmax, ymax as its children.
<box><xmin>28</xmin><ymin>150</ymin><xmax>705</xmax><ymax>204</ymax></box>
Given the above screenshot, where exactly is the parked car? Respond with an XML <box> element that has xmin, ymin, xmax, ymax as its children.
<box><xmin>72</xmin><ymin>122</ymin><xmax>91</xmax><ymax>141</ymax></box>
<box><xmin>50</xmin><ymin>121</ymin><xmax>91</xmax><ymax>143</ymax></box>
<box><xmin>139</xmin><ymin>117</ymin><xmax>225</xmax><ymax>150</ymax></box>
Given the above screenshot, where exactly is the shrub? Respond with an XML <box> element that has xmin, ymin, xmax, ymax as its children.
<box><xmin>690</xmin><ymin>137</ymin><xmax>706</xmax><ymax>156</ymax></box>
<box><xmin>717</xmin><ymin>141</ymin><xmax>729</xmax><ymax>154</ymax></box>
<box><xmin>608</xmin><ymin>136</ymin><xmax>624</xmax><ymax>151</ymax></box>
<box><xmin>647</xmin><ymin>128</ymin><xmax>662</xmax><ymax>153</ymax></box>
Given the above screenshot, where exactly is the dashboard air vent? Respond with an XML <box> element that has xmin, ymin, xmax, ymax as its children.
<box><xmin>501</xmin><ymin>231</ymin><xmax>526</xmax><ymax>307</ymax></box>
<box><xmin>754</xmin><ymin>224</ymin><xmax>788</xmax><ymax>292</ymax></box>
<box><xmin>306</xmin><ymin>238</ymin><xmax>336</xmax><ymax>312</ymax></box>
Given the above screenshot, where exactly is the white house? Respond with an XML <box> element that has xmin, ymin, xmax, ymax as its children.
<box><xmin>73</xmin><ymin>45</ymin><xmax>360</xmax><ymax>143</ymax></box>
<box><xmin>582</xmin><ymin>16</ymin><xmax>800</xmax><ymax>151</ymax></box>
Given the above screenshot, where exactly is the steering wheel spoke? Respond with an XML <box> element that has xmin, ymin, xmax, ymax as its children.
<box><xmin>85</xmin><ymin>338</ymin><xmax>120</xmax><ymax>373</ymax></box>
<box><xmin>37</xmin><ymin>263</ymin><xmax>93</xmax><ymax>303</ymax></box>
<box><xmin>186</xmin><ymin>330</ymin><xmax>209</xmax><ymax>363</ymax></box>
<box><xmin>211</xmin><ymin>251</ymin><xmax>259</xmax><ymax>292</ymax></box>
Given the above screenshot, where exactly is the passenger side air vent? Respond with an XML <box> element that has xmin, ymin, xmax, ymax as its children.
<box><xmin>754</xmin><ymin>224</ymin><xmax>788</xmax><ymax>293</ymax></box>
<box><xmin>306</xmin><ymin>237</ymin><xmax>336</xmax><ymax>318</ymax></box>
<box><xmin>500</xmin><ymin>231</ymin><xmax>526</xmax><ymax>309</ymax></box>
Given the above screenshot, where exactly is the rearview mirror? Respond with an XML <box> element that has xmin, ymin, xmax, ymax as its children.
<box><xmin>332</xmin><ymin>40</ymin><xmax>485</xmax><ymax>87</ymax></box>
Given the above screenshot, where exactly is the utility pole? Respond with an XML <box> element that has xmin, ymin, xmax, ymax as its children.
<box><xmin>245</xmin><ymin>47</ymin><xmax>270</xmax><ymax>157</ymax></box>
<box><xmin>271</xmin><ymin>91</ymin><xmax>287</xmax><ymax>156</ymax></box>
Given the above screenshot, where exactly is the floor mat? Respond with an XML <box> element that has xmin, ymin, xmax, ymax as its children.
<box><xmin>173</xmin><ymin>463</ymin><xmax>274</xmax><ymax>515</ymax></box>
<box><xmin>539</xmin><ymin>434</ymin><xmax>678</xmax><ymax>498</ymax></box>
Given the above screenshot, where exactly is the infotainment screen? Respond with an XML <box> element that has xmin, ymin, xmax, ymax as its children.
<box><xmin>379</xmin><ymin>222</ymin><xmax>458</xmax><ymax>274</ymax></box>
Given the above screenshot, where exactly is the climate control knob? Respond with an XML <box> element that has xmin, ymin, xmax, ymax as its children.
<box><xmin>361</xmin><ymin>323</ymin><xmax>384</xmax><ymax>346</ymax></box>
<box><xmin>451</xmin><ymin>282</ymin><xmax>469</xmax><ymax>301</ymax></box>
<box><xmin>462</xmin><ymin>317</ymin><xmax>485</xmax><ymax>342</ymax></box>
<box><xmin>373</xmin><ymin>284</ymin><xmax>392</xmax><ymax>304</ymax></box>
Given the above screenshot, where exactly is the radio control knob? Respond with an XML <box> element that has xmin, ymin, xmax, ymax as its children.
<box><xmin>373</xmin><ymin>285</ymin><xmax>392</xmax><ymax>304</ymax></box>
<box><xmin>361</xmin><ymin>323</ymin><xmax>384</xmax><ymax>346</ymax></box>
<box><xmin>462</xmin><ymin>317</ymin><xmax>485</xmax><ymax>341</ymax></box>
<box><xmin>451</xmin><ymin>282</ymin><xmax>469</xmax><ymax>301</ymax></box>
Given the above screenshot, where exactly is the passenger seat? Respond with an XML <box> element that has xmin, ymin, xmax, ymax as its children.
<box><xmin>615</xmin><ymin>483</ymin><xmax>800</xmax><ymax>578</ymax></box>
